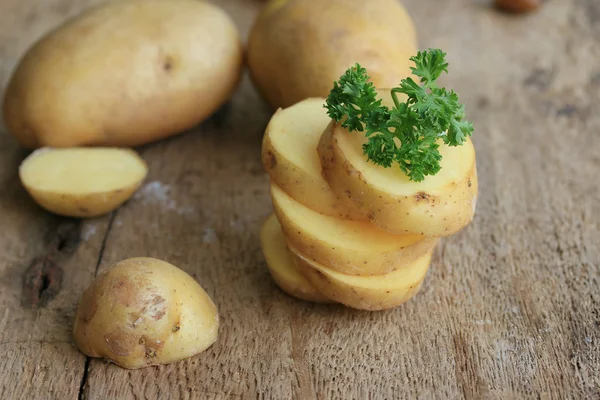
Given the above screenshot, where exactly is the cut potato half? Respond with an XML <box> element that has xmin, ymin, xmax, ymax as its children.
<box><xmin>291</xmin><ymin>246</ymin><xmax>432</xmax><ymax>311</ymax></box>
<box><xmin>73</xmin><ymin>257</ymin><xmax>218</xmax><ymax>369</ymax></box>
<box><xmin>262</xmin><ymin>98</ymin><xmax>364</xmax><ymax>220</ymax></box>
<box><xmin>319</xmin><ymin>118</ymin><xmax>478</xmax><ymax>237</ymax></box>
<box><xmin>260</xmin><ymin>214</ymin><xmax>332</xmax><ymax>303</ymax></box>
<box><xmin>270</xmin><ymin>184</ymin><xmax>438</xmax><ymax>275</ymax></box>
<box><xmin>20</xmin><ymin>147</ymin><xmax>147</xmax><ymax>218</ymax></box>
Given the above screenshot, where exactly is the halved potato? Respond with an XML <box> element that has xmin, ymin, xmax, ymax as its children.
<box><xmin>318</xmin><ymin>119</ymin><xmax>478</xmax><ymax>237</ymax></box>
<box><xmin>291</xmin><ymin>246</ymin><xmax>432</xmax><ymax>311</ymax></box>
<box><xmin>20</xmin><ymin>147</ymin><xmax>147</xmax><ymax>218</ymax></box>
<box><xmin>260</xmin><ymin>214</ymin><xmax>332</xmax><ymax>303</ymax></box>
<box><xmin>262</xmin><ymin>98</ymin><xmax>364</xmax><ymax>220</ymax></box>
<box><xmin>73</xmin><ymin>257</ymin><xmax>218</xmax><ymax>369</ymax></box>
<box><xmin>270</xmin><ymin>184</ymin><xmax>438</xmax><ymax>275</ymax></box>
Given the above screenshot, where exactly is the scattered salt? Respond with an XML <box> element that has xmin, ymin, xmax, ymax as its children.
<box><xmin>82</xmin><ymin>225</ymin><xmax>97</xmax><ymax>241</ymax></box>
<box><xmin>203</xmin><ymin>228</ymin><xmax>218</xmax><ymax>244</ymax></box>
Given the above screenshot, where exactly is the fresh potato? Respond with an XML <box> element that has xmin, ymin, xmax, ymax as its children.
<box><xmin>318</xmin><ymin>89</ymin><xmax>478</xmax><ymax>237</ymax></box>
<box><xmin>247</xmin><ymin>0</ymin><xmax>417</xmax><ymax>109</ymax></box>
<box><xmin>318</xmin><ymin>87</ymin><xmax>478</xmax><ymax>237</ymax></box>
<box><xmin>262</xmin><ymin>98</ymin><xmax>364</xmax><ymax>220</ymax></box>
<box><xmin>291</xmin><ymin>246</ymin><xmax>432</xmax><ymax>311</ymax></box>
<box><xmin>270</xmin><ymin>184</ymin><xmax>438</xmax><ymax>275</ymax></box>
<box><xmin>319</xmin><ymin>120</ymin><xmax>478</xmax><ymax>237</ymax></box>
<box><xmin>73</xmin><ymin>257</ymin><xmax>218</xmax><ymax>369</ymax></box>
<box><xmin>19</xmin><ymin>147</ymin><xmax>147</xmax><ymax>218</ymax></box>
<box><xmin>261</xmin><ymin>214</ymin><xmax>333</xmax><ymax>303</ymax></box>
<box><xmin>3</xmin><ymin>0</ymin><xmax>243</xmax><ymax>148</ymax></box>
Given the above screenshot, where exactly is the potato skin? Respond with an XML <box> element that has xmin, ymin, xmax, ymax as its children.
<box><xmin>73</xmin><ymin>257</ymin><xmax>218</xmax><ymax>369</ymax></box>
<box><xmin>261</xmin><ymin>100</ymin><xmax>366</xmax><ymax>220</ymax></box>
<box><xmin>261</xmin><ymin>215</ymin><xmax>333</xmax><ymax>303</ymax></box>
<box><xmin>291</xmin><ymin>248</ymin><xmax>431</xmax><ymax>311</ymax></box>
<box><xmin>24</xmin><ymin>186</ymin><xmax>141</xmax><ymax>218</ymax></box>
<box><xmin>248</xmin><ymin>0</ymin><xmax>417</xmax><ymax>109</ymax></box>
<box><xmin>271</xmin><ymin>184</ymin><xmax>439</xmax><ymax>275</ymax></box>
<box><xmin>318</xmin><ymin>122</ymin><xmax>479</xmax><ymax>237</ymax></box>
<box><xmin>3</xmin><ymin>0</ymin><xmax>243</xmax><ymax>148</ymax></box>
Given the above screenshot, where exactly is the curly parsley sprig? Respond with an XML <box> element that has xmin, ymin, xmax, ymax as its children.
<box><xmin>324</xmin><ymin>49</ymin><xmax>474</xmax><ymax>182</ymax></box>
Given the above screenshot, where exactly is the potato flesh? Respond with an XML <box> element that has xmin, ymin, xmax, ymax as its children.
<box><xmin>263</xmin><ymin>98</ymin><xmax>364</xmax><ymax>219</ymax></box>
<box><xmin>320</xmin><ymin>122</ymin><xmax>478</xmax><ymax>237</ymax></box>
<box><xmin>271</xmin><ymin>184</ymin><xmax>438</xmax><ymax>275</ymax></box>
<box><xmin>73</xmin><ymin>257</ymin><xmax>218</xmax><ymax>369</ymax></box>
<box><xmin>270</xmin><ymin>99</ymin><xmax>326</xmax><ymax>179</ymax></box>
<box><xmin>336</xmin><ymin>124</ymin><xmax>476</xmax><ymax>197</ymax></box>
<box><xmin>20</xmin><ymin>148</ymin><xmax>147</xmax><ymax>194</ymax></box>
<box><xmin>318</xmin><ymin>90</ymin><xmax>478</xmax><ymax>237</ymax></box>
<box><xmin>260</xmin><ymin>215</ymin><xmax>332</xmax><ymax>303</ymax></box>
<box><xmin>272</xmin><ymin>184</ymin><xmax>420</xmax><ymax>251</ymax></box>
<box><xmin>291</xmin><ymin>247</ymin><xmax>432</xmax><ymax>311</ymax></box>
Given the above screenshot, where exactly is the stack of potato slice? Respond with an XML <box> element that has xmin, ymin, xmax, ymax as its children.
<box><xmin>260</xmin><ymin>92</ymin><xmax>478</xmax><ymax>311</ymax></box>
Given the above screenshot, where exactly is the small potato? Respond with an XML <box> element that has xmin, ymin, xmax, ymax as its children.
<box><xmin>19</xmin><ymin>147</ymin><xmax>147</xmax><ymax>218</ymax></box>
<box><xmin>262</xmin><ymin>97</ymin><xmax>364</xmax><ymax>220</ymax></box>
<box><xmin>73</xmin><ymin>257</ymin><xmax>219</xmax><ymax>369</ymax></box>
<box><xmin>291</xmin><ymin>247</ymin><xmax>432</xmax><ymax>311</ymax></box>
<box><xmin>3</xmin><ymin>0</ymin><xmax>243</xmax><ymax>148</ymax></box>
<box><xmin>248</xmin><ymin>0</ymin><xmax>417</xmax><ymax>108</ymax></box>
<box><xmin>318</xmin><ymin>90</ymin><xmax>478</xmax><ymax>237</ymax></box>
<box><xmin>270</xmin><ymin>184</ymin><xmax>438</xmax><ymax>276</ymax></box>
<box><xmin>495</xmin><ymin>0</ymin><xmax>542</xmax><ymax>13</ymax></box>
<box><xmin>261</xmin><ymin>214</ymin><xmax>333</xmax><ymax>303</ymax></box>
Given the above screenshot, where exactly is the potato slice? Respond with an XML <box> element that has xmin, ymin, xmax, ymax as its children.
<box><xmin>319</xmin><ymin>119</ymin><xmax>478</xmax><ymax>237</ymax></box>
<box><xmin>262</xmin><ymin>98</ymin><xmax>364</xmax><ymax>220</ymax></box>
<box><xmin>73</xmin><ymin>257</ymin><xmax>219</xmax><ymax>369</ymax></box>
<box><xmin>270</xmin><ymin>184</ymin><xmax>438</xmax><ymax>275</ymax></box>
<box><xmin>260</xmin><ymin>214</ymin><xmax>333</xmax><ymax>303</ymax></box>
<box><xmin>291</xmin><ymin>246</ymin><xmax>432</xmax><ymax>311</ymax></box>
<box><xmin>19</xmin><ymin>147</ymin><xmax>147</xmax><ymax>218</ymax></box>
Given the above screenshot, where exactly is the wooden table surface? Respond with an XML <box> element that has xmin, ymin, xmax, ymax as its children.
<box><xmin>1</xmin><ymin>0</ymin><xmax>599</xmax><ymax>398</ymax></box>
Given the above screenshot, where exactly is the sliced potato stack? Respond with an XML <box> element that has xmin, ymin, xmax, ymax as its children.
<box><xmin>259</xmin><ymin>95</ymin><xmax>479</xmax><ymax>311</ymax></box>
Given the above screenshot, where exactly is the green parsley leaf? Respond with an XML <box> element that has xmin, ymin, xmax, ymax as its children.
<box><xmin>324</xmin><ymin>48</ymin><xmax>473</xmax><ymax>182</ymax></box>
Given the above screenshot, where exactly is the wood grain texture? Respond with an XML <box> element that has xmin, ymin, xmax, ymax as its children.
<box><xmin>0</xmin><ymin>0</ymin><xmax>599</xmax><ymax>399</ymax></box>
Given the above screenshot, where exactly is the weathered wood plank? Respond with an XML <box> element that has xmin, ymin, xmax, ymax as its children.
<box><xmin>0</xmin><ymin>1</ymin><xmax>118</xmax><ymax>398</ymax></box>
<box><xmin>0</xmin><ymin>0</ymin><xmax>598</xmax><ymax>399</ymax></box>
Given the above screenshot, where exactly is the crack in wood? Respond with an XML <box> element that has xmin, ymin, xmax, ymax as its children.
<box><xmin>77</xmin><ymin>358</ymin><xmax>90</xmax><ymax>400</ymax></box>
<box><xmin>77</xmin><ymin>211</ymin><xmax>118</xmax><ymax>400</ymax></box>
<box><xmin>21</xmin><ymin>257</ymin><xmax>63</xmax><ymax>308</ymax></box>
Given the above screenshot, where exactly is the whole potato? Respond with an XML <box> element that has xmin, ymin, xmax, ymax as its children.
<box><xmin>73</xmin><ymin>257</ymin><xmax>219</xmax><ymax>369</ymax></box>
<box><xmin>3</xmin><ymin>0</ymin><xmax>243</xmax><ymax>148</ymax></box>
<box><xmin>248</xmin><ymin>0</ymin><xmax>418</xmax><ymax>109</ymax></box>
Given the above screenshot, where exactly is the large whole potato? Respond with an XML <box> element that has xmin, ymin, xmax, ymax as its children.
<box><xmin>248</xmin><ymin>0</ymin><xmax>417</xmax><ymax>108</ymax></box>
<box><xmin>3</xmin><ymin>0</ymin><xmax>243</xmax><ymax>148</ymax></box>
<box><xmin>73</xmin><ymin>257</ymin><xmax>219</xmax><ymax>369</ymax></box>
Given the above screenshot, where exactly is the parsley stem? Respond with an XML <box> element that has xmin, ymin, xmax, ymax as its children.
<box><xmin>390</xmin><ymin>88</ymin><xmax>404</xmax><ymax>110</ymax></box>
